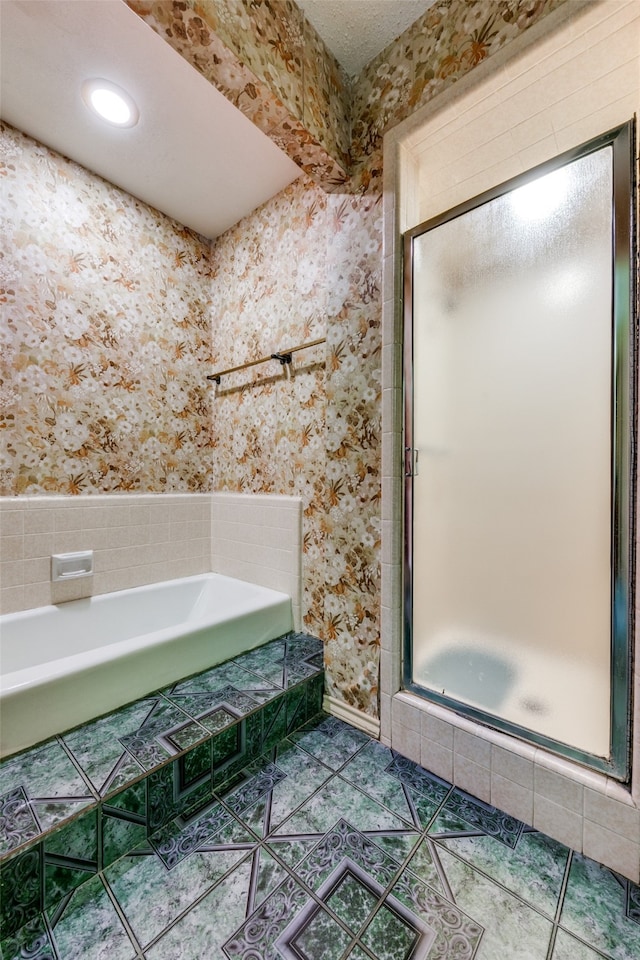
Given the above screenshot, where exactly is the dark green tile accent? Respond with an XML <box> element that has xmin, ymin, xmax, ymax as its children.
<box><xmin>211</xmin><ymin>723</ymin><xmax>243</xmax><ymax>772</ymax></box>
<box><xmin>306</xmin><ymin>673</ymin><xmax>324</xmax><ymax>718</ymax></box>
<box><xmin>102</xmin><ymin>813</ymin><xmax>147</xmax><ymax>874</ymax></box>
<box><xmin>289</xmin><ymin>906</ymin><xmax>352</xmax><ymax>958</ymax></box>
<box><xmin>212</xmin><ymin>714</ymin><xmax>264</xmax><ymax>788</ymax></box>
<box><xmin>286</xmin><ymin>684</ymin><xmax>308</xmax><ymax>733</ymax></box>
<box><xmin>0</xmin><ymin>845</ymin><xmax>42</xmax><ymax>939</ymax></box>
<box><xmin>325</xmin><ymin>870</ymin><xmax>378</xmax><ymax>932</ymax></box>
<box><xmin>44</xmin><ymin>808</ymin><xmax>98</xmax><ymax>911</ymax></box>
<box><xmin>261</xmin><ymin>696</ymin><xmax>288</xmax><ymax>753</ymax></box>
<box><xmin>147</xmin><ymin>756</ymin><xmax>212</xmax><ymax>835</ymax></box>
<box><xmin>101</xmin><ymin>779</ymin><xmax>148</xmax><ymax>871</ymax></box>
<box><xmin>0</xmin><ymin>914</ymin><xmax>53</xmax><ymax>960</ymax></box>
<box><xmin>178</xmin><ymin>739</ymin><xmax>212</xmax><ymax>792</ymax></box>
<box><xmin>107</xmin><ymin>779</ymin><xmax>147</xmax><ymax>819</ymax></box>
<box><xmin>361</xmin><ymin>903</ymin><xmax>421</xmax><ymax>959</ymax></box>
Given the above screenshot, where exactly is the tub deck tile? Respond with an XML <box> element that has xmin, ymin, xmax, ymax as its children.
<box><xmin>0</xmin><ymin>632</ymin><xmax>325</xmax><ymax>940</ymax></box>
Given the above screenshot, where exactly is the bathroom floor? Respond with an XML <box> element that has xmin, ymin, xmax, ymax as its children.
<box><xmin>2</xmin><ymin>714</ymin><xmax>639</xmax><ymax>960</ymax></box>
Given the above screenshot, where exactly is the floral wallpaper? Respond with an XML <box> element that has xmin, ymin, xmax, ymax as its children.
<box><xmin>0</xmin><ymin>121</ymin><xmax>214</xmax><ymax>496</ymax></box>
<box><xmin>210</xmin><ymin>176</ymin><xmax>382</xmax><ymax>713</ymax></box>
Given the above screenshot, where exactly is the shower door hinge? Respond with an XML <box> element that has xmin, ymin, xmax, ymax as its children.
<box><xmin>404</xmin><ymin>447</ymin><xmax>419</xmax><ymax>477</ymax></box>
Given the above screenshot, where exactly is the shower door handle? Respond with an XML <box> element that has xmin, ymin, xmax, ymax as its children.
<box><xmin>404</xmin><ymin>447</ymin><xmax>419</xmax><ymax>477</ymax></box>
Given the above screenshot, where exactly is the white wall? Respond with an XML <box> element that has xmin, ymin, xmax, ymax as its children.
<box><xmin>382</xmin><ymin>0</ymin><xmax>640</xmax><ymax>882</ymax></box>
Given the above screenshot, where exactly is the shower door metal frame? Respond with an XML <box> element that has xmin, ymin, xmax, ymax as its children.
<box><xmin>403</xmin><ymin>120</ymin><xmax>636</xmax><ymax>781</ymax></box>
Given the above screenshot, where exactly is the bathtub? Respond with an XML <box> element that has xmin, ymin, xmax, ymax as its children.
<box><xmin>0</xmin><ymin>573</ymin><xmax>293</xmax><ymax>757</ymax></box>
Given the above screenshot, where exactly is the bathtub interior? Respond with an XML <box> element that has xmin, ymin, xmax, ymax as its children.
<box><xmin>0</xmin><ymin>574</ymin><xmax>294</xmax><ymax>758</ymax></box>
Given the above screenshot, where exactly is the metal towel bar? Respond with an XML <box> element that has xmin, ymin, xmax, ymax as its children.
<box><xmin>207</xmin><ymin>337</ymin><xmax>326</xmax><ymax>384</ymax></box>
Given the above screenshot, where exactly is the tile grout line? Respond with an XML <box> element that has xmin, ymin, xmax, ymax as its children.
<box><xmin>55</xmin><ymin>735</ymin><xmax>101</xmax><ymax>801</ymax></box>
<box><xmin>131</xmin><ymin>842</ymin><xmax>258</xmax><ymax>955</ymax></box>
<box><xmin>545</xmin><ymin>849</ymin><xmax>573</xmax><ymax>960</ymax></box>
<box><xmin>100</xmin><ymin>872</ymin><xmax>146</xmax><ymax>958</ymax></box>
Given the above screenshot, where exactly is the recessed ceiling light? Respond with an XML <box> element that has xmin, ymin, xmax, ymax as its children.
<box><xmin>81</xmin><ymin>79</ymin><xmax>139</xmax><ymax>127</ymax></box>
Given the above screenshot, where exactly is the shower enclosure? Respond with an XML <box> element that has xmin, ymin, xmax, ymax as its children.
<box><xmin>403</xmin><ymin>122</ymin><xmax>635</xmax><ymax>780</ymax></box>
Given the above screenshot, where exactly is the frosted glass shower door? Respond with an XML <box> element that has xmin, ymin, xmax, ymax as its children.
<box><xmin>404</xmin><ymin>126</ymin><xmax>634</xmax><ymax>773</ymax></box>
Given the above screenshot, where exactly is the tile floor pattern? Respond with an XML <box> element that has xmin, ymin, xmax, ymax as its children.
<box><xmin>2</xmin><ymin>714</ymin><xmax>639</xmax><ymax>960</ymax></box>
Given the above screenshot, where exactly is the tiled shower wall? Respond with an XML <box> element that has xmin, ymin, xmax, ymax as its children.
<box><xmin>381</xmin><ymin>0</ymin><xmax>640</xmax><ymax>883</ymax></box>
<box><xmin>0</xmin><ymin>493</ymin><xmax>302</xmax><ymax>619</ymax></box>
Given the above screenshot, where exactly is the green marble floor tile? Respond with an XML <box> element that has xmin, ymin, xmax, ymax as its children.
<box><xmin>560</xmin><ymin>854</ymin><xmax>640</xmax><ymax>960</ymax></box>
<box><xmin>437</xmin><ymin>847</ymin><xmax>553</xmax><ymax>959</ymax></box>
<box><xmin>47</xmin><ymin>874</ymin><xmax>137</xmax><ymax>960</ymax></box>
<box><xmin>1</xmin><ymin>740</ymin><xmax>92</xmax><ymax>802</ymax></box>
<box><xmin>293</xmin><ymin>819</ymin><xmax>401</xmax><ymax>935</ymax></box>
<box><xmin>223</xmin><ymin>872</ymin><xmax>351</xmax><ymax>960</ymax></box>
<box><xmin>105</xmin><ymin>820</ymin><xmax>254</xmax><ymax>949</ymax></box>
<box><xmin>367</xmin><ymin>831</ymin><xmax>423</xmax><ymax>867</ymax></box>
<box><xmin>165</xmin><ymin>660</ymin><xmax>280</xmax><ymax>697</ymax></box>
<box><xmin>325</xmin><ymin>871</ymin><xmax>379</xmax><ymax>931</ymax></box>
<box><xmin>345</xmin><ymin>947</ymin><xmax>375</xmax><ymax>960</ymax></box>
<box><xmin>385</xmin><ymin>868</ymin><xmax>483</xmax><ymax>957</ymax></box>
<box><xmin>249</xmin><ymin>846</ymin><xmax>289</xmax><ymax>911</ymax></box>
<box><xmin>552</xmin><ymin>928</ymin><xmax>609</xmax><ymax>959</ymax></box>
<box><xmin>222</xmin><ymin>742</ymin><xmax>332</xmax><ymax>838</ymax></box>
<box><xmin>430</xmin><ymin>819</ymin><xmax>569</xmax><ymax>918</ymax></box>
<box><xmin>144</xmin><ymin>858</ymin><xmax>254</xmax><ymax>959</ymax></box>
<box><xmin>60</xmin><ymin>699</ymin><xmax>159</xmax><ymax>795</ymax></box>
<box><xmin>275</xmin><ymin>775</ymin><xmax>418</xmax><ymax>836</ymax></box>
<box><xmin>231</xmin><ymin>641</ymin><xmax>288</xmax><ymax>686</ymax></box>
<box><xmin>360</xmin><ymin>902</ymin><xmax>423</xmax><ymax>959</ymax></box>
<box><xmin>0</xmin><ymin>741</ymin><xmax>95</xmax><ymax>845</ymax></box>
<box><xmin>289</xmin><ymin>716</ymin><xmax>371</xmax><ymax>771</ymax></box>
<box><xmin>286</xmin><ymin>905</ymin><xmax>352</xmax><ymax>958</ymax></box>
<box><xmin>403</xmin><ymin>837</ymin><xmax>445</xmax><ymax>894</ymax></box>
<box><xmin>341</xmin><ymin>740</ymin><xmax>449</xmax><ymax>830</ymax></box>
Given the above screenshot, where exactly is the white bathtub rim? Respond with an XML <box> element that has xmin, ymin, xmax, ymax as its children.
<box><xmin>0</xmin><ymin>573</ymin><xmax>294</xmax><ymax>757</ymax></box>
<box><xmin>0</xmin><ymin>604</ymin><xmax>289</xmax><ymax>699</ymax></box>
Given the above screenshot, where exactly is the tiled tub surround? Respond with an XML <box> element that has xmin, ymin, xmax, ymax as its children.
<box><xmin>0</xmin><ymin>631</ymin><xmax>324</xmax><ymax>940</ymax></box>
<box><xmin>380</xmin><ymin>0</ymin><xmax>640</xmax><ymax>883</ymax></box>
<box><xmin>2</xmin><ymin>714</ymin><xmax>639</xmax><ymax>960</ymax></box>
<box><xmin>0</xmin><ymin>493</ymin><xmax>302</xmax><ymax>621</ymax></box>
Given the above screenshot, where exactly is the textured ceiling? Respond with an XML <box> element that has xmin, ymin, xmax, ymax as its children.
<box><xmin>298</xmin><ymin>0</ymin><xmax>436</xmax><ymax>77</ymax></box>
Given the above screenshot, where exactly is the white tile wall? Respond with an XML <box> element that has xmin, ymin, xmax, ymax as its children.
<box><xmin>211</xmin><ymin>492</ymin><xmax>302</xmax><ymax>629</ymax></box>
<box><xmin>0</xmin><ymin>493</ymin><xmax>303</xmax><ymax>624</ymax></box>
<box><xmin>382</xmin><ymin>0</ymin><xmax>640</xmax><ymax>883</ymax></box>
<box><xmin>0</xmin><ymin>494</ymin><xmax>211</xmax><ymax>613</ymax></box>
